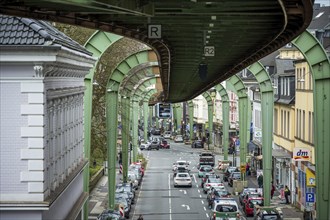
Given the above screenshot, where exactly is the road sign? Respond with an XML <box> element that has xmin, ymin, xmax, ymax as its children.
<box><xmin>240</xmin><ymin>165</ymin><xmax>246</xmax><ymax>173</ymax></box>
<box><xmin>306</xmin><ymin>192</ymin><xmax>315</xmax><ymax>203</ymax></box>
<box><xmin>204</xmin><ymin>46</ymin><xmax>215</xmax><ymax>56</ymax></box>
<box><xmin>235</xmin><ymin>139</ymin><xmax>240</xmax><ymax>146</ymax></box>
<box><xmin>148</xmin><ymin>24</ymin><xmax>161</xmax><ymax>38</ymax></box>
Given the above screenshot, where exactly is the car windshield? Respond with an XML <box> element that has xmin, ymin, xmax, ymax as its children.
<box><xmin>262</xmin><ymin>215</ymin><xmax>280</xmax><ymax>220</ymax></box>
<box><xmin>215</xmin><ymin>204</ymin><xmax>237</xmax><ymax>212</ymax></box>
<box><xmin>177</xmin><ymin>174</ymin><xmax>188</xmax><ymax>178</ymax></box>
<box><xmin>205</xmin><ymin>167</ymin><xmax>213</xmax><ymax>172</ymax></box>
<box><xmin>232</xmin><ymin>173</ymin><xmax>241</xmax><ymax>178</ymax></box>
<box><xmin>250</xmin><ymin>199</ymin><xmax>263</xmax><ymax>205</ymax></box>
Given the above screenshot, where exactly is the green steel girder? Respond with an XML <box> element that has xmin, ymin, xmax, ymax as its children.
<box><xmin>172</xmin><ymin>103</ymin><xmax>183</xmax><ymax>132</ymax></box>
<box><xmin>247</xmin><ymin>61</ymin><xmax>274</xmax><ymax>206</ymax></box>
<box><xmin>227</xmin><ymin>75</ymin><xmax>248</xmax><ymax>182</ymax></box>
<box><xmin>119</xmin><ymin>62</ymin><xmax>158</xmax><ymax>97</ymax></box>
<box><xmin>141</xmin><ymin>89</ymin><xmax>158</xmax><ymax>140</ymax></box>
<box><xmin>83</xmin><ymin>30</ymin><xmax>122</xmax><ymax>212</ymax></box>
<box><xmin>108</xmin><ymin>50</ymin><xmax>152</xmax><ymax>92</ymax></box>
<box><xmin>0</xmin><ymin>1</ymin><xmax>314</xmax><ymax>103</ymax></box>
<box><xmin>292</xmin><ymin>31</ymin><xmax>330</xmax><ymax>219</ymax></box>
<box><xmin>187</xmin><ymin>100</ymin><xmax>194</xmax><ymax>141</ymax></box>
<box><xmin>215</xmin><ymin>83</ymin><xmax>230</xmax><ymax>161</ymax></box>
<box><xmin>202</xmin><ymin>91</ymin><xmax>214</xmax><ymax>145</ymax></box>
<box><xmin>130</xmin><ymin>77</ymin><xmax>158</xmax><ymax>161</ymax></box>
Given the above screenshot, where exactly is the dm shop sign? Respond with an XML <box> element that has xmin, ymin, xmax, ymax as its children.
<box><xmin>293</xmin><ymin>147</ymin><xmax>310</xmax><ymax>161</ymax></box>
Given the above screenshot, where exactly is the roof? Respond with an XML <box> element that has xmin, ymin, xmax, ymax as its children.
<box><xmin>0</xmin><ymin>14</ymin><xmax>92</xmax><ymax>56</ymax></box>
<box><xmin>308</xmin><ymin>5</ymin><xmax>330</xmax><ymax>30</ymax></box>
<box><xmin>274</xmin><ymin>59</ymin><xmax>295</xmax><ymax>76</ymax></box>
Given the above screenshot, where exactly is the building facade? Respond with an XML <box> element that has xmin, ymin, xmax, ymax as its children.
<box><xmin>0</xmin><ymin>15</ymin><xmax>95</xmax><ymax>220</ymax></box>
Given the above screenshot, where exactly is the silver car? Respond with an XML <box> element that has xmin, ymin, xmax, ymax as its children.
<box><xmin>174</xmin><ymin>172</ymin><xmax>192</xmax><ymax>187</ymax></box>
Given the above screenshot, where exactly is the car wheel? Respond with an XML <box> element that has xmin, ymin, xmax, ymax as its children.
<box><xmin>157</xmin><ymin>148</ymin><xmax>159</xmax><ymax>150</ymax></box>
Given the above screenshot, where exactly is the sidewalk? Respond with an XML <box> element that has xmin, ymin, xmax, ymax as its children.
<box><xmin>246</xmin><ymin>175</ymin><xmax>303</xmax><ymax>220</ymax></box>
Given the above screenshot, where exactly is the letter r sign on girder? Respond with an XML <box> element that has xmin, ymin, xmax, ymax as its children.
<box><xmin>204</xmin><ymin>46</ymin><xmax>215</xmax><ymax>56</ymax></box>
<box><xmin>148</xmin><ymin>25</ymin><xmax>161</xmax><ymax>39</ymax></box>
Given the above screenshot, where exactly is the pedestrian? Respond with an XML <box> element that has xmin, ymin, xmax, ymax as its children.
<box><xmin>284</xmin><ymin>185</ymin><xmax>291</xmax><ymax>204</ymax></box>
<box><xmin>137</xmin><ymin>214</ymin><xmax>144</xmax><ymax>220</ymax></box>
<box><xmin>118</xmin><ymin>151</ymin><xmax>122</xmax><ymax>165</ymax></box>
<box><xmin>257</xmin><ymin>174</ymin><xmax>263</xmax><ymax>188</ymax></box>
<box><xmin>246</xmin><ymin>163</ymin><xmax>250</xmax><ymax>176</ymax></box>
<box><xmin>271</xmin><ymin>182</ymin><xmax>275</xmax><ymax>199</ymax></box>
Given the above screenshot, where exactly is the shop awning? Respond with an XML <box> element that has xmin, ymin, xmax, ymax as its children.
<box><xmin>272</xmin><ymin>149</ymin><xmax>291</xmax><ymax>159</ymax></box>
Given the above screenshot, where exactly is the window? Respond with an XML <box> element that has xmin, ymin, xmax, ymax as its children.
<box><xmin>284</xmin><ymin>111</ymin><xmax>286</xmax><ymax>137</ymax></box>
<box><xmin>312</xmin><ymin>113</ymin><xmax>314</xmax><ymax>144</ymax></box>
<box><xmin>280</xmin><ymin>78</ymin><xmax>283</xmax><ymax>95</ymax></box>
<box><xmin>308</xmin><ymin>112</ymin><xmax>311</xmax><ymax>143</ymax></box>
<box><xmin>287</xmin><ymin>78</ymin><xmax>290</xmax><ymax>96</ymax></box>
<box><xmin>274</xmin><ymin>109</ymin><xmax>278</xmax><ymax>134</ymax></box>
<box><xmin>302</xmin><ymin>68</ymin><xmax>306</xmax><ymax>90</ymax></box>
<box><xmin>287</xmin><ymin>112</ymin><xmax>290</xmax><ymax>138</ymax></box>
<box><xmin>299</xmin><ymin>110</ymin><xmax>302</xmax><ymax>138</ymax></box>
<box><xmin>281</xmin><ymin>110</ymin><xmax>284</xmax><ymax>136</ymax></box>
<box><xmin>303</xmin><ymin>110</ymin><xmax>305</xmax><ymax>140</ymax></box>
<box><xmin>255</xmin><ymin>110</ymin><xmax>261</xmax><ymax>128</ymax></box>
<box><xmin>296</xmin><ymin>109</ymin><xmax>298</xmax><ymax>137</ymax></box>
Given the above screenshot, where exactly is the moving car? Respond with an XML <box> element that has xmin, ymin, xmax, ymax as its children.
<box><xmin>173</xmin><ymin>167</ymin><xmax>190</xmax><ymax>179</ymax></box>
<box><xmin>163</xmin><ymin>131</ymin><xmax>172</xmax><ymax>139</ymax></box>
<box><xmin>160</xmin><ymin>139</ymin><xmax>170</xmax><ymax>149</ymax></box>
<box><xmin>146</xmin><ymin>140</ymin><xmax>160</xmax><ymax>150</ymax></box>
<box><xmin>174</xmin><ymin>135</ymin><xmax>184</xmax><ymax>143</ymax></box>
<box><xmin>228</xmin><ymin>172</ymin><xmax>241</xmax><ymax>187</ymax></box>
<box><xmin>191</xmin><ymin>140</ymin><xmax>203</xmax><ymax>148</ymax></box>
<box><xmin>239</xmin><ymin>188</ymin><xmax>261</xmax><ymax>205</ymax></box>
<box><xmin>172</xmin><ymin>160</ymin><xmax>189</xmax><ymax>171</ymax></box>
<box><xmin>198</xmin><ymin>165</ymin><xmax>215</xmax><ymax>178</ymax></box>
<box><xmin>139</xmin><ymin>141</ymin><xmax>150</xmax><ymax>150</ymax></box>
<box><xmin>199</xmin><ymin>151</ymin><xmax>215</xmax><ymax>167</ymax></box>
<box><xmin>209</xmin><ymin>198</ymin><xmax>240</xmax><ymax>220</ymax></box>
<box><xmin>207</xmin><ymin>187</ymin><xmax>231</xmax><ymax>204</ymax></box>
<box><xmin>203</xmin><ymin>176</ymin><xmax>224</xmax><ymax>193</ymax></box>
<box><xmin>223</xmin><ymin>166</ymin><xmax>239</xmax><ymax>182</ymax></box>
<box><xmin>243</xmin><ymin>197</ymin><xmax>264</xmax><ymax>217</ymax></box>
<box><xmin>173</xmin><ymin>172</ymin><xmax>192</xmax><ymax>187</ymax></box>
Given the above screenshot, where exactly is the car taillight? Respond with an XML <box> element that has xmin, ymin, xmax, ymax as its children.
<box><xmin>236</xmin><ymin>213</ymin><xmax>240</xmax><ymax>218</ymax></box>
<box><xmin>212</xmin><ymin>213</ymin><xmax>216</xmax><ymax>220</ymax></box>
<box><xmin>206</xmin><ymin>184</ymin><xmax>210</xmax><ymax>187</ymax></box>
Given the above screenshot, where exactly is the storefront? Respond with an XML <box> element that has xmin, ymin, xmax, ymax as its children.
<box><xmin>272</xmin><ymin>148</ymin><xmax>291</xmax><ymax>187</ymax></box>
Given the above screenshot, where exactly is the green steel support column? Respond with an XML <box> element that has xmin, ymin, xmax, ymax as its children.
<box><xmin>149</xmin><ymin>106</ymin><xmax>153</xmax><ymax>127</ymax></box>
<box><xmin>83</xmin><ymin>77</ymin><xmax>93</xmax><ymax>219</ymax></box>
<box><xmin>188</xmin><ymin>101</ymin><xmax>194</xmax><ymax>141</ymax></box>
<box><xmin>247</xmin><ymin>99</ymin><xmax>252</xmax><ymax>144</ymax></box>
<box><xmin>223</xmin><ymin>100</ymin><xmax>230</xmax><ymax>160</ymax></box>
<box><xmin>177</xmin><ymin>104</ymin><xmax>183</xmax><ymax>132</ymax></box>
<box><xmin>227</xmin><ymin>76</ymin><xmax>248</xmax><ymax>182</ymax></box>
<box><xmin>106</xmin><ymin>91</ymin><xmax>119</xmax><ymax>210</ymax></box>
<box><xmin>247</xmin><ymin>61</ymin><xmax>274</xmax><ymax>206</ymax></box>
<box><xmin>291</xmin><ymin>31</ymin><xmax>330</xmax><ymax>219</ymax></box>
<box><xmin>132</xmin><ymin>100</ymin><xmax>139</xmax><ymax>162</ymax></box>
<box><xmin>172</xmin><ymin>104</ymin><xmax>178</xmax><ymax>132</ymax></box>
<box><xmin>208</xmin><ymin>103</ymin><xmax>214</xmax><ymax>144</ymax></box>
<box><xmin>238</xmin><ymin>97</ymin><xmax>248</xmax><ymax>181</ymax></box>
<box><xmin>215</xmin><ymin>84</ymin><xmax>230</xmax><ymax>160</ymax></box>
<box><xmin>143</xmin><ymin>101</ymin><xmax>149</xmax><ymax>141</ymax></box>
<box><xmin>121</xmin><ymin>96</ymin><xmax>130</xmax><ymax>182</ymax></box>
<box><xmin>261</xmin><ymin>91</ymin><xmax>274</xmax><ymax>206</ymax></box>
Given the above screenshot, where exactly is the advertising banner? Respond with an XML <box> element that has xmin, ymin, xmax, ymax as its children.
<box><xmin>306</xmin><ymin>168</ymin><xmax>316</xmax><ymax>187</ymax></box>
<box><xmin>293</xmin><ymin>147</ymin><xmax>310</xmax><ymax>161</ymax></box>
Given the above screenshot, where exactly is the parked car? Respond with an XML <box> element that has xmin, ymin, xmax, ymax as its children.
<box><xmin>209</xmin><ymin>198</ymin><xmax>240</xmax><ymax>220</ymax></box>
<box><xmin>97</xmin><ymin>210</ymin><xmax>125</xmax><ymax>220</ymax></box>
<box><xmin>228</xmin><ymin>172</ymin><xmax>241</xmax><ymax>187</ymax></box>
<box><xmin>174</xmin><ymin>135</ymin><xmax>184</xmax><ymax>143</ymax></box>
<box><xmin>163</xmin><ymin>131</ymin><xmax>172</xmax><ymax>139</ymax></box>
<box><xmin>191</xmin><ymin>140</ymin><xmax>203</xmax><ymax>148</ymax></box>
<box><xmin>223</xmin><ymin>166</ymin><xmax>239</xmax><ymax>182</ymax></box>
<box><xmin>254</xmin><ymin>205</ymin><xmax>283</xmax><ymax>220</ymax></box>
<box><xmin>127</xmin><ymin>172</ymin><xmax>139</xmax><ymax>190</ymax></box>
<box><xmin>146</xmin><ymin>140</ymin><xmax>160</xmax><ymax>150</ymax></box>
<box><xmin>114</xmin><ymin>196</ymin><xmax>130</xmax><ymax>219</ymax></box>
<box><xmin>198</xmin><ymin>165</ymin><xmax>215</xmax><ymax>178</ymax></box>
<box><xmin>160</xmin><ymin>139</ymin><xmax>170</xmax><ymax>149</ymax></box>
<box><xmin>173</xmin><ymin>172</ymin><xmax>192</xmax><ymax>187</ymax></box>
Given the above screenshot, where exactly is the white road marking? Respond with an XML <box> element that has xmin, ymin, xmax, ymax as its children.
<box><xmin>200</xmin><ymin>195</ymin><xmax>202</xmax><ymax>198</ymax></box>
<box><xmin>198</xmin><ymin>189</ymin><xmax>200</xmax><ymax>193</ymax></box>
<box><xmin>193</xmin><ymin>174</ymin><xmax>197</xmax><ymax>183</ymax></box>
<box><xmin>181</xmin><ymin>204</ymin><xmax>190</xmax><ymax>210</ymax></box>
<box><xmin>206</xmin><ymin>213</ymin><xmax>209</xmax><ymax>218</ymax></box>
<box><xmin>203</xmin><ymin>206</ymin><xmax>207</xmax><ymax>211</ymax></box>
<box><xmin>168</xmin><ymin>173</ymin><xmax>172</xmax><ymax>220</ymax></box>
<box><xmin>201</xmin><ymin>200</ymin><xmax>204</xmax><ymax>204</ymax></box>
<box><xmin>196</xmin><ymin>184</ymin><xmax>199</xmax><ymax>188</ymax></box>
<box><xmin>179</xmin><ymin>189</ymin><xmax>187</xmax><ymax>194</ymax></box>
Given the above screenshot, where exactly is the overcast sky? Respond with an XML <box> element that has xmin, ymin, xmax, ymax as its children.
<box><xmin>315</xmin><ymin>0</ymin><xmax>329</xmax><ymax>6</ymax></box>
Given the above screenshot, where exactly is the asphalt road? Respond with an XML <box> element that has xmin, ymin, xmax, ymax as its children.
<box><xmin>131</xmin><ymin>138</ymin><xmax>240</xmax><ymax>220</ymax></box>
